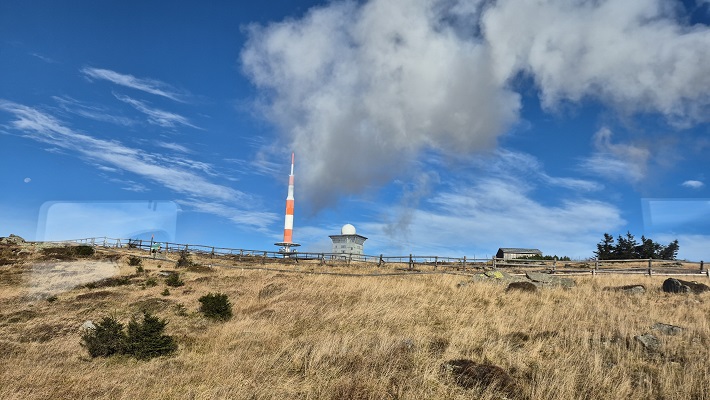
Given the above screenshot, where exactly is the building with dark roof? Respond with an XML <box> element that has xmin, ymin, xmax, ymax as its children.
<box><xmin>496</xmin><ymin>248</ymin><xmax>542</xmax><ymax>260</ymax></box>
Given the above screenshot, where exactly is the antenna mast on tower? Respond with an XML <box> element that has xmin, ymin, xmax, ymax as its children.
<box><xmin>275</xmin><ymin>152</ymin><xmax>300</xmax><ymax>254</ymax></box>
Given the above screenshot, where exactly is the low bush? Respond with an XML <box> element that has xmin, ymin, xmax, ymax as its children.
<box><xmin>81</xmin><ymin>316</ymin><xmax>126</xmax><ymax>357</ymax></box>
<box><xmin>128</xmin><ymin>256</ymin><xmax>142</xmax><ymax>267</ymax></box>
<box><xmin>198</xmin><ymin>292</ymin><xmax>232</xmax><ymax>321</ymax></box>
<box><xmin>175</xmin><ymin>250</ymin><xmax>193</xmax><ymax>268</ymax></box>
<box><xmin>165</xmin><ymin>273</ymin><xmax>184</xmax><ymax>287</ymax></box>
<box><xmin>74</xmin><ymin>245</ymin><xmax>95</xmax><ymax>257</ymax></box>
<box><xmin>125</xmin><ymin>312</ymin><xmax>177</xmax><ymax>360</ymax></box>
<box><xmin>161</xmin><ymin>288</ymin><xmax>170</xmax><ymax>296</ymax></box>
<box><xmin>81</xmin><ymin>312</ymin><xmax>176</xmax><ymax>360</ymax></box>
<box><xmin>41</xmin><ymin>245</ymin><xmax>95</xmax><ymax>260</ymax></box>
<box><xmin>144</xmin><ymin>277</ymin><xmax>158</xmax><ymax>287</ymax></box>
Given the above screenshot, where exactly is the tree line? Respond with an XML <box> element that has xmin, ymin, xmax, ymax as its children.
<box><xmin>595</xmin><ymin>232</ymin><xmax>679</xmax><ymax>260</ymax></box>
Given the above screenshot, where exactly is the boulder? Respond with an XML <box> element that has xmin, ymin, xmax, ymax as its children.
<box><xmin>603</xmin><ymin>284</ymin><xmax>646</xmax><ymax>294</ymax></box>
<box><xmin>676</xmin><ymin>279</ymin><xmax>710</xmax><ymax>294</ymax></box>
<box><xmin>651</xmin><ymin>322</ymin><xmax>683</xmax><ymax>336</ymax></box>
<box><xmin>634</xmin><ymin>333</ymin><xmax>660</xmax><ymax>352</ymax></box>
<box><xmin>441</xmin><ymin>359</ymin><xmax>515</xmax><ymax>392</ymax></box>
<box><xmin>526</xmin><ymin>271</ymin><xmax>576</xmax><ymax>289</ymax></box>
<box><xmin>661</xmin><ymin>278</ymin><xmax>708</xmax><ymax>294</ymax></box>
<box><xmin>80</xmin><ymin>320</ymin><xmax>96</xmax><ymax>331</ymax></box>
<box><xmin>0</xmin><ymin>234</ymin><xmax>26</xmax><ymax>245</ymax></box>
<box><xmin>506</xmin><ymin>281</ymin><xmax>538</xmax><ymax>293</ymax></box>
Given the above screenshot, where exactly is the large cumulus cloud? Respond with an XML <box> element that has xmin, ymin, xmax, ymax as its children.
<box><xmin>242</xmin><ymin>0</ymin><xmax>710</xmax><ymax>207</ymax></box>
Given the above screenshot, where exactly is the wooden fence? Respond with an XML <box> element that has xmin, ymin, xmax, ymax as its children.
<box><xmin>46</xmin><ymin>236</ymin><xmax>709</xmax><ymax>278</ymax></box>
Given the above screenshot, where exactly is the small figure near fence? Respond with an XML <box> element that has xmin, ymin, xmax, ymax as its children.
<box><xmin>151</xmin><ymin>243</ymin><xmax>161</xmax><ymax>259</ymax></box>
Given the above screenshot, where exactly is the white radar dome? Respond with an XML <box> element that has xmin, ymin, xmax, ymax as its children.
<box><xmin>341</xmin><ymin>224</ymin><xmax>356</xmax><ymax>235</ymax></box>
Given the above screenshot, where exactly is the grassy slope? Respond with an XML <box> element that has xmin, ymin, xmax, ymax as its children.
<box><xmin>0</xmin><ymin>245</ymin><xmax>708</xmax><ymax>399</ymax></box>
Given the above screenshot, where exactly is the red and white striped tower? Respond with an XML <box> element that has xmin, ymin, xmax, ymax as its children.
<box><xmin>275</xmin><ymin>152</ymin><xmax>300</xmax><ymax>254</ymax></box>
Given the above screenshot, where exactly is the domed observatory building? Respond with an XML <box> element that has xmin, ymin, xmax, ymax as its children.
<box><xmin>329</xmin><ymin>224</ymin><xmax>368</xmax><ymax>258</ymax></box>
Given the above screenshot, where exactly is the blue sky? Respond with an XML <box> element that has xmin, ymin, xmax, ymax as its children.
<box><xmin>1</xmin><ymin>0</ymin><xmax>709</xmax><ymax>260</ymax></box>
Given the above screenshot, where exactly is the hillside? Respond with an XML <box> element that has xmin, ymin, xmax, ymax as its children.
<box><xmin>1</xmin><ymin>241</ymin><xmax>708</xmax><ymax>399</ymax></box>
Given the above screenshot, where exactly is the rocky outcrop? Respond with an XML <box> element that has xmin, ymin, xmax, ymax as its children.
<box><xmin>651</xmin><ymin>322</ymin><xmax>683</xmax><ymax>336</ymax></box>
<box><xmin>526</xmin><ymin>271</ymin><xmax>576</xmax><ymax>289</ymax></box>
<box><xmin>662</xmin><ymin>278</ymin><xmax>710</xmax><ymax>294</ymax></box>
<box><xmin>506</xmin><ymin>281</ymin><xmax>538</xmax><ymax>292</ymax></box>
<box><xmin>0</xmin><ymin>234</ymin><xmax>26</xmax><ymax>245</ymax></box>
<box><xmin>634</xmin><ymin>333</ymin><xmax>660</xmax><ymax>352</ymax></box>
<box><xmin>602</xmin><ymin>284</ymin><xmax>646</xmax><ymax>294</ymax></box>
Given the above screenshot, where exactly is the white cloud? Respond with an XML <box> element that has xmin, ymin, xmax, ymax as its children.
<box><xmin>360</xmin><ymin>176</ymin><xmax>623</xmax><ymax>259</ymax></box>
<box><xmin>114</xmin><ymin>94</ymin><xmax>199</xmax><ymax>129</ymax></box>
<box><xmin>176</xmin><ymin>199</ymin><xmax>279</xmax><ymax>233</ymax></box>
<box><xmin>0</xmin><ymin>100</ymin><xmax>276</xmax><ymax>230</ymax></box>
<box><xmin>580</xmin><ymin>128</ymin><xmax>650</xmax><ymax>182</ymax></box>
<box><xmin>487</xmin><ymin>149</ymin><xmax>603</xmax><ymax>191</ymax></box>
<box><xmin>243</xmin><ymin>0</ymin><xmax>710</xmax><ymax>207</ymax></box>
<box><xmin>156</xmin><ymin>142</ymin><xmax>191</xmax><ymax>153</ymax></box>
<box><xmin>483</xmin><ymin>0</ymin><xmax>710</xmax><ymax>122</ymax></box>
<box><xmin>81</xmin><ymin>67</ymin><xmax>187</xmax><ymax>102</ymax></box>
<box><xmin>53</xmin><ymin>96</ymin><xmax>135</xmax><ymax>126</ymax></box>
<box><xmin>682</xmin><ymin>180</ymin><xmax>704</xmax><ymax>189</ymax></box>
<box><xmin>242</xmin><ymin>0</ymin><xmax>521</xmax><ymax>208</ymax></box>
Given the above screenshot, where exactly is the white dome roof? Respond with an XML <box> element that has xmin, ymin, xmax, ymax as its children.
<box><xmin>341</xmin><ymin>224</ymin><xmax>356</xmax><ymax>235</ymax></box>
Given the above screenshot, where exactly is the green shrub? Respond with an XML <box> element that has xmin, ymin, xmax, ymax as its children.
<box><xmin>165</xmin><ymin>273</ymin><xmax>184</xmax><ymax>287</ymax></box>
<box><xmin>128</xmin><ymin>256</ymin><xmax>142</xmax><ymax>267</ymax></box>
<box><xmin>135</xmin><ymin>265</ymin><xmax>145</xmax><ymax>273</ymax></box>
<box><xmin>161</xmin><ymin>288</ymin><xmax>170</xmax><ymax>296</ymax></box>
<box><xmin>74</xmin><ymin>245</ymin><xmax>95</xmax><ymax>257</ymax></box>
<box><xmin>125</xmin><ymin>312</ymin><xmax>177</xmax><ymax>360</ymax></box>
<box><xmin>174</xmin><ymin>303</ymin><xmax>187</xmax><ymax>316</ymax></box>
<box><xmin>198</xmin><ymin>292</ymin><xmax>232</xmax><ymax>321</ymax></box>
<box><xmin>175</xmin><ymin>250</ymin><xmax>193</xmax><ymax>268</ymax></box>
<box><xmin>41</xmin><ymin>245</ymin><xmax>95</xmax><ymax>260</ymax></box>
<box><xmin>81</xmin><ymin>316</ymin><xmax>126</xmax><ymax>357</ymax></box>
<box><xmin>145</xmin><ymin>277</ymin><xmax>158</xmax><ymax>287</ymax></box>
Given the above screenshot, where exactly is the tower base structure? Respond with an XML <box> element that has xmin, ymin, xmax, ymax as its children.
<box><xmin>275</xmin><ymin>242</ymin><xmax>301</xmax><ymax>256</ymax></box>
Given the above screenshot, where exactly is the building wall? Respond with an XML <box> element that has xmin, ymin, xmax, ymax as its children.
<box><xmin>498</xmin><ymin>251</ymin><xmax>542</xmax><ymax>261</ymax></box>
<box><xmin>331</xmin><ymin>235</ymin><xmax>366</xmax><ymax>255</ymax></box>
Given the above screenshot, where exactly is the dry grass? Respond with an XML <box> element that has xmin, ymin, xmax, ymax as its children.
<box><xmin>0</xmin><ymin>245</ymin><xmax>708</xmax><ymax>399</ymax></box>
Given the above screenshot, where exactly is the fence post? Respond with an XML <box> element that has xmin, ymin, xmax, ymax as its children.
<box><xmin>648</xmin><ymin>259</ymin><xmax>653</xmax><ymax>276</ymax></box>
<box><xmin>462</xmin><ymin>256</ymin><xmax>467</xmax><ymax>271</ymax></box>
<box><xmin>211</xmin><ymin>247</ymin><xmax>215</xmax><ymax>259</ymax></box>
<box><xmin>117</xmin><ymin>239</ymin><xmax>121</xmax><ymax>248</ymax></box>
<box><xmin>139</xmin><ymin>239</ymin><xmax>143</xmax><ymax>250</ymax></box>
<box><xmin>378</xmin><ymin>254</ymin><xmax>383</xmax><ymax>267</ymax></box>
<box><xmin>700</xmin><ymin>260</ymin><xmax>704</xmax><ymax>272</ymax></box>
<box><xmin>262</xmin><ymin>251</ymin><xmax>267</xmax><ymax>264</ymax></box>
<box><xmin>165</xmin><ymin>242</ymin><xmax>169</xmax><ymax>255</ymax></box>
<box><xmin>595</xmin><ymin>258</ymin><xmax>599</xmax><ymax>273</ymax></box>
<box><xmin>103</xmin><ymin>238</ymin><xmax>107</xmax><ymax>247</ymax></box>
<box><xmin>320</xmin><ymin>253</ymin><xmax>325</xmax><ymax>266</ymax></box>
<box><xmin>409</xmin><ymin>254</ymin><xmax>413</xmax><ymax>270</ymax></box>
<box><xmin>434</xmin><ymin>256</ymin><xmax>438</xmax><ymax>271</ymax></box>
<box><xmin>552</xmin><ymin>259</ymin><xmax>556</xmax><ymax>273</ymax></box>
<box><xmin>492</xmin><ymin>257</ymin><xmax>496</xmax><ymax>269</ymax></box>
<box><xmin>348</xmin><ymin>254</ymin><xmax>352</xmax><ymax>266</ymax></box>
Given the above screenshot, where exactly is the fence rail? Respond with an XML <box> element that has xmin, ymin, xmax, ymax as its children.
<box><xmin>42</xmin><ymin>237</ymin><xmax>709</xmax><ymax>278</ymax></box>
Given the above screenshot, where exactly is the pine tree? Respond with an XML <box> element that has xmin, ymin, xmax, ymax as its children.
<box><xmin>125</xmin><ymin>312</ymin><xmax>177</xmax><ymax>360</ymax></box>
<box><xmin>658</xmin><ymin>240</ymin><xmax>679</xmax><ymax>260</ymax></box>
<box><xmin>595</xmin><ymin>233</ymin><xmax>615</xmax><ymax>260</ymax></box>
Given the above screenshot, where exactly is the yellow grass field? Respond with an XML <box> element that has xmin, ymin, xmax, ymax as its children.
<box><xmin>1</xmin><ymin>244</ymin><xmax>708</xmax><ymax>399</ymax></box>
